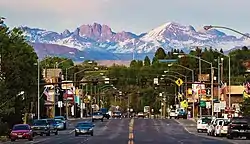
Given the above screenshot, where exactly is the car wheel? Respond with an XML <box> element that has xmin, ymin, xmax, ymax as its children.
<box><xmin>227</xmin><ymin>134</ymin><xmax>233</xmax><ymax>139</ymax></box>
<box><xmin>40</xmin><ymin>133</ymin><xmax>43</xmax><ymax>136</ymax></box>
<box><xmin>75</xmin><ymin>133</ymin><xmax>78</xmax><ymax>137</ymax></box>
<box><xmin>28</xmin><ymin>137</ymin><xmax>33</xmax><ymax>141</ymax></box>
<box><xmin>246</xmin><ymin>136</ymin><xmax>250</xmax><ymax>140</ymax></box>
<box><xmin>91</xmin><ymin>132</ymin><xmax>94</xmax><ymax>136</ymax></box>
<box><xmin>197</xmin><ymin>130</ymin><xmax>200</xmax><ymax>133</ymax></box>
<box><xmin>10</xmin><ymin>139</ymin><xmax>15</xmax><ymax>142</ymax></box>
<box><xmin>55</xmin><ymin>130</ymin><xmax>58</xmax><ymax>135</ymax></box>
<box><xmin>46</xmin><ymin>131</ymin><xmax>50</xmax><ymax>136</ymax></box>
<box><xmin>92</xmin><ymin>119</ymin><xmax>94</xmax><ymax>122</ymax></box>
<box><xmin>101</xmin><ymin>119</ymin><xmax>103</xmax><ymax>122</ymax></box>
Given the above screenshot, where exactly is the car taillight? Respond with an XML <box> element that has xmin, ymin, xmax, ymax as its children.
<box><xmin>230</xmin><ymin>124</ymin><xmax>236</xmax><ymax>128</ymax></box>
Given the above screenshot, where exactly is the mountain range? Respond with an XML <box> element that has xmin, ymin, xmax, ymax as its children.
<box><xmin>21</xmin><ymin>22</ymin><xmax>250</xmax><ymax>61</ymax></box>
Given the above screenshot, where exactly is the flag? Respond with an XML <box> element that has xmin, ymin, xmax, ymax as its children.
<box><xmin>43</xmin><ymin>87</ymin><xmax>49</xmax><ymax>98</ymax></box>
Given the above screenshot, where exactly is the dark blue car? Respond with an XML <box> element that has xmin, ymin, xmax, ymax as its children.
<box><xmin>75</xmin><ymin>121</ymin><xmax>95</xmax><ymax>136</ymax></box>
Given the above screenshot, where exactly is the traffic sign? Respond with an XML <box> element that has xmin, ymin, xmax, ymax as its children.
<box><xmin>58</xmin><ymin>101</ymin><xmax>63</xmax><ymax>108</ymax></box>
<box><xmin>214</xmin><ymin>103</ymin><xmax>221</xmax><ymax>112</ymax></box>
<box><xmin>55</xmin><ymin>86</ymin><xmax>60</xmax><ymax>96</ymax></box>
<box><xmin>206</xmin><ymin>88</ymin><xmax>211</xmax><ymax>96</ymax></box>
<box><xmin>175</xmin><ymin>78</ymin><xmax>183</xmax><ymax>87</ymax></box>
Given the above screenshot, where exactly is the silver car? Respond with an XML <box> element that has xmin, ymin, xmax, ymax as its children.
<box><xmin>54</xmin><ymin>116</ymin><xmax>67</xmax><ymax>130</ymax></box>
<box><xmin>55</xmin><ymin>119</ymin><xmax>64</xmax><ymax>130</ymax></box>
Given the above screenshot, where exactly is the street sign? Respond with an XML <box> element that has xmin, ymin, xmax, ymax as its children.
<box><xmin>55</xmin><ymin>86</ymin><xmax>60</xmax><ymax>96</ymax></box>
<box><xmin>214</xmin><ymin>103</ymin><xmax>221</xmax><ymax>112</ymax></box>
<box><xmin>175</xmin><ymin>78</ymin><xmax>183</xmax><ymax>87</ymax></box>
<box><xmin>206</xmin><ymin>102</ymin><xmax>211</xmax><ymax>109</ymax></box>
<box><xmin>58</xmin><ymin>101</ymin><xmax>63</xmax><ymax>108</ymax></box>
<box><xmin>199</xmin><ymin>100</ymin><xmax>206</xmax><ymax>107</ymax></box>
<box><xmin>153</xmin><ymin>78</ymin><xmax>159</xmax><ymax>84</ymax></box>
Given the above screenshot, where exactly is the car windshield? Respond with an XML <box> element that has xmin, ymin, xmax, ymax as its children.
<box><xmin>231</xmin><ymin>119</ymin><xmax>248</xmax><ymax>124</ymax></box>
<box><xmin>55</xmin><ymin>119</ymin><xmax>63</xmax><ymax>123</ymax></box>
<box><xmin>13</xmin><ymin>125</ymin><xmax>29</xmax><ymax>130</ymax></box>
<box><xmin>47</xmin><ymin>119</ymin><xmax>56</xmax><ymax>124</ymax></box>
<box><xmin>202</xmin><ymin>118</ymin><xmax>212</xmax><ymax>124</ymax></box>
<box><xmin>93</xmin><ymin>112</ymin><xmax>102</xmax><ymax>115</ymax></box>
<box><xmin>76</xmin><ymin>123</ymin><xmax>92</xmax><ymax>127</ymax></box>
<box><xmin>33</xmin><ymin>120</ymin><xmax>47</xmax><ymax>125</ymax></box>
<box><xmin>114</xmin><ymin>112</ymin><xmax>121</xmax><ymax>114</ymax></box>
<box><xmin>55</xmin><ymin>116</ymin><xmax>65</xmax><ymax>120</ymax></box>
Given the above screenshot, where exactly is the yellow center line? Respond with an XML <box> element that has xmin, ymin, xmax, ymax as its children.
<box><xmin>128</xmin><ymin>118</ymin><xmax>135</xmax><ymax>144</ymax></box>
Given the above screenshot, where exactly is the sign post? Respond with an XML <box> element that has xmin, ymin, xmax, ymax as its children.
<box><xmin>58</xmin><ymin>101</ymin><xmax>63</xmax><ymax>116</ymax></box>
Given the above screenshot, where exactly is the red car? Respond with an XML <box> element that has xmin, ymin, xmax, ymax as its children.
<box><xmin>10</xmin><ymin>124</ymin><xmax>33</xmax><ymax>141</ymax></box>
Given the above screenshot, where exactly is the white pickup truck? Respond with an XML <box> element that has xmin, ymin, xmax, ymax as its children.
<box><xmin>169</xmin><ymin>109</ymin><xmax>178</xmax><ymax>119</ymax></box>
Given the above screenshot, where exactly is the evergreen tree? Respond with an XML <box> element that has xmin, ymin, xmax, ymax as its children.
<box><xmin>143</xmin><ymin>56</ymin><xmax>151</xmax><ymax>66</ymax></box>
<box><xmin>154</xmin><ymin>47</ymin><xmax>166</xmax><ymax>59</ymax></box>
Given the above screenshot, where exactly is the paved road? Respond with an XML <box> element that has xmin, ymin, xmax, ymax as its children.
<box><xmin>176</xmin><ymin>119</ymin><xmax>250</xmax><ymax>144</ymax></box>
<box><xmin>3</xmin><ymin>118</ymin><xmax>250</xmax><ymax>144</ymax></box>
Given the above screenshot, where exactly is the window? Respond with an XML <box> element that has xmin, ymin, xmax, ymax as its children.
<box><xmin>13</xmin><ymin>125</ymin><xmax>29</xmax><ymax>130</ymax></box>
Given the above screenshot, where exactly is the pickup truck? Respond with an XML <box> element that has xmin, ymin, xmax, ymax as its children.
<box><xmin>31</xmin><ymin>119</ymin><xmax>51</xmax><ymax>136</ymax></box>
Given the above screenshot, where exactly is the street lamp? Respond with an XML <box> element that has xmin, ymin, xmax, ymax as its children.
<box><xmin>212</xmin><ymin>50</ymin><xmax>231</xmax><ymax>108</ymax></box>
<box><xmin>178</xmin><ymin>54</ymin><xmax>215</xmax><ymax>117</ymax></box>
<box><xmin>203</xmin><ymin>25</ymin><xmax>250</xmax><ymax>39</ymax></box>
<box><xmin>167</xmin><ymin>63</ymin><xmax>195</xmax><ymax>118</ymax></box>
<box><xmin>35</xmin><ymin>56</ymin><xmax>51</xmax><ymax>120</ymax></box>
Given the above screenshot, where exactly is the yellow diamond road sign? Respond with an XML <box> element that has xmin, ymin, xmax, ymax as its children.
<box><xmin>175</xmin><ymin>78</ymin><xmax>183</xmax><ymax>87</ymax></box>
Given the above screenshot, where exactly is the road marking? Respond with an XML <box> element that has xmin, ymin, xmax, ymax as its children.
<box><xmin>128</xmin><ymin>118</ymin><xmax>134</xmax><ymax>144</ymax></box>
<box><xmin>69</xmin><ymin>130</ymin><xmax>75</xmax><ymax>134</ymax></box>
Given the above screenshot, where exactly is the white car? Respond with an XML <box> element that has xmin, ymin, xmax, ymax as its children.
<box><xmin>207</xmin><ymin>118</ymin><xmax>227</xmax><ymax>136</ymax></box>
<box><xmin>213</xmin><ymin>120</ymin><xmax>229</xmax><ymax>137</ymax></box>
<box><xmin>197</xmin><ymin>117</ymin><xmax>212</xmax><ymax>133</ymax></box>
<box><xmin>169</xmin><ymin>110</ymin><xmax>178</xmax><ymax>119</ymax></box>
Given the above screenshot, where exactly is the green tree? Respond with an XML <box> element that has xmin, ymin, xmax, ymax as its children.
<box><xmin>0</xmin><ymin>27</ymin><xmax>38</xmax><ymax>131</ymax></box>
<box><xmin>143</xmin><ymin>56</ymin><xmax>151</xmax><ymax>66</ymax></box>
<box><xmin>155</xmin><ymin>47</ymin><xmax>166</xmax><ymax>59</ymax></box>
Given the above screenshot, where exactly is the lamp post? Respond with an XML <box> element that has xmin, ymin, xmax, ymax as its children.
<box><xmin>74</xmin><ymin>67</ymin><xmax>99</xmax><ymax>118</ymax></box>
<box><xmin>204</xmin><ymin>25</ymin><xmax>250</xmax><ymax>39</ymax></box>
<box><xmin>213</xmin><ymin>50</ymin><xmax>231</xmax><ymax>108</ymax></box>
<box><xmin>168</xmin><ymin>63</ymin><xmax>195</xmax><ymax>118</ymax></box>
<box><xmin>36</xmin><ymin>56</ymin><xmax>51</xmax><ymax>120</ymax></box>
<box><xmin>204</xmin><ymin>25</ymin><xmax>250</xmax><ymax>108</ymax></box>
<box><xmin>164</xmin><ymin>70</ymin><xmax>187</xmax><ymax>94</ymax></box>
<box><xmin>178</xmin><ymin>54</ymin><xmax>214</xmax><ymax>117</ymax></box>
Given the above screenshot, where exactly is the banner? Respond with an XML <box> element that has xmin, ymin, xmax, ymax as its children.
<box><xmin>198</xmin><ymin>74</ymin><xmax>210</xmax><ymax>81</ymax></box>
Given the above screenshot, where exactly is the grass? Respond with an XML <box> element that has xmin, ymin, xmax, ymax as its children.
<box><xmin>0</xmin><ymin>136</ymin><xmax>9</xmax><ymax>142</ymax></box>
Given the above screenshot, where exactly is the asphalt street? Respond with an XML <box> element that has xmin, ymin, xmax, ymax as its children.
<box><xmin>2</xmin><ymin>118</ymin><xmax>250</xmax><ymax>144</ymax></box>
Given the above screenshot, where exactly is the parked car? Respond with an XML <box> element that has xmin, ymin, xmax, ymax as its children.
<box><xmin>213</xmin><ymin>120</ymin><xmax>229</xmax><ymax>137</ymax></box>
<box><xmin>92</xmin><ymin>111</ymin><xmax>104</xmax><ymax>122</ymax></box>
<box><xmin>227</xmin><ymin>117</ymin><xmax>250</xmax><ymax>139</ymax></box>
<box><xmin>197</xmin><ymin>117</ymin><xmax>212</xmax><ymax>133</ymax></box>
<box><xmin>10</xmin><ymin>124</ymin><xmax>33</xmax><ymax>141</ymax></box>
<box><xmin>177</xmin><ymin>108</ymin><xmax>187</xmax><ymax>119</ymax></box>
<box><xmin>31</xmin><ymin>119</ymin><xmax>51</xmax><ymax>136</ymax></box>
<box><xmin>54</xmin><ymin>116</ymin><xmax>67</xmax><ymax>130</ymax></box>
<box><xmin>46</xmin><ymin>119</ymin><xmax>58</xmax><ymax>135</ymax></box>
<box><xmin>75</xmin><ymin>121</ymin><xmax>94</xmax><ymax>136</ymax></box>
<box><xmin>207</xmin><ymin>118</ymin><xmax>227</xmax><ymax>136</ymax></box>
<box><xmin>169</xmin><ymin>109</ymin><xmax>178</xmax><ymax>119</ymax></box>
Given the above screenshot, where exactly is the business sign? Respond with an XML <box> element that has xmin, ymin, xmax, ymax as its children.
<box><xmin>198</xmin><ymin>74</ymin><xmax>210</xmax><ymax>81</ymax></box>
<box><xmin>144</xmin><ymin>106</ymin><xmax>150</xmax><ymax>113</ymax></box>
<box><xmin>62</xmin><ymin>81</ymin><xmax>74</xmax><ymax>90</ymax></box>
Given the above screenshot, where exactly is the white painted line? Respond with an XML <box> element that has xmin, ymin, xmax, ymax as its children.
<box><xmin>69</xmin><ymin>130</ymin><xmax>75</xmax><ymax>134</ymax></box>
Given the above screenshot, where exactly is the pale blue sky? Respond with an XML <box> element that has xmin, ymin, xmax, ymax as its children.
<box><xmin>0</xmin><ymin>0</ymin><xmax>249</xmax><ymax>36</ymax></box>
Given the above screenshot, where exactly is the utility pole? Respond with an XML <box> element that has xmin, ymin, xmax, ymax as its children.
<box><xmin>211</xmin><ymin>66</ymin><xmax>214</xmax><ymax>117</ymax></box>
<box><xmin>37</xmin><ymin>60</ymin><xmax>40</xmax><ymax>119</ymax></box>
<box><xmin>199</xmin><ymin>56</ymin><xmax>202</xmax><ymax>118</ymax></box>
<box><xmin>218</xmin><ymin>58</ymin><xmax>220</xmax><ymax>101</ymax></box>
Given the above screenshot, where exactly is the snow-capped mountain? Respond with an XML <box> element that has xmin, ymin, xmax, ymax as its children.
<box><xmin>21</xmin><ymin>22</ymin><xmax>250</xmax><ymax>60</ymax></box>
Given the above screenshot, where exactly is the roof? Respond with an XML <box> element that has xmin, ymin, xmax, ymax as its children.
<box><xmin>14</xmin><ymin>124</ymin><xmax>29</xmax><ymax>126</ymax></box>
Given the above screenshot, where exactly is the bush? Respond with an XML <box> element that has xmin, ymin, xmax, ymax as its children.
<box><xmin>0</xmin><ymin>121</ymin><xmax>9</xmax><ymax>136</ymax></box>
